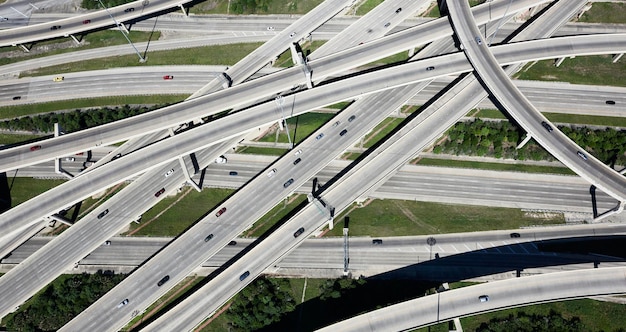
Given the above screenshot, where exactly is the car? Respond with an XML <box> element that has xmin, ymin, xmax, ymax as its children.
<box><xmin>65</xmin><ymin>157</ymin><xmax>75</xmax><ymax>162</ymax></box>
<box><xmin>294</xmin><ymin>149</ymin><xmax>302</xmax><ymax>156</ymax></box>
<box><xmin>154</xmin><ymin>188</ymin><xmax>166</xmax><ymax>197</ymax></box>
<box><xmin>475</xmin><ymin>36</ymin><xmax>482</xmax><ymax>45</ymax></box>
<box><xmin>215</xmin><ymin>156</ymin><xmax>227</xmax><ymax>164</ymax></box>
<box><xmin>163</xmin><ymin>75</ymin><xmax>174</xmax><ymax>80</ymax></box>
<box><xmin>215</xmin><ymin>207</ymin><xmax>227</xmax><ymax>217</ymax></box>
<box><xmin>395</xmin><ymin>7</ymin><xmax>402</xmax><ymax>13</ymax></box>
<box><xmin>165</xmin><ymin>169</ymin><xmax>175</xmax><ymax>177</ymax></box>
<box><xmin>104</xmin><ymin>241</ymin><xmax>111</xmax><ymax>246</ymax></box>
<box><xmin>289</xmin><ymin>32</ymin><xmax>296</xmax><ymax>38</ymax></box>
<box><xmin>348</xmin><ymin>115</ymin><xmax>356</xmax><ymax>122</ymax></box>
<box><xmin>332</xmin><ymin>121</ymin><xmax>340</xmax><ymax>128</ymax></box>
<box><xmin>293</xmin><ymin>158</ymin><xmax>301</xmax><ymax>165</ymax></box>
<box><xmin>366</xmin><ymin>29</ymin><xmax>373</xmax><ymax>33</ymax></box>
<box><xmin>315</xmin><ymin>133</ymin><xmax>324</xmax><ymax>140</ymax></box>
<box><xmin>82</xmin><ymin>19</ymin><xmax>91</xmax><ymax>24</ymax></box>
<box><xmin>426</xmin><ymin>66</ymin><xmax>435</xmax><ymax>71</ymax></box>
<box><xmin>267</xmin><ymin>26</ymin><xmax>275</xmax><ymax>31</ymax></box>
<box><xmin>111</xmin><ymin>153</ymin><xmax>122</xmax><ymax>161</ymax></box>
<box><xmin>0</xmin><ymin>17</ymin><xmax>7</xmax><ymax>21</ymax></box>
<box><xmin>239</xmin><ymin>271</ymin><xmax>250</xmax><ymax>281</ymax></box>
<box><xmin>372</xmin><ymin>239</ymin><xmax>383</xmax><ymax>245</ymax></box>
<box><xmin>606</xmin><ymin>100</ymin><xmax>616</xmax><ymax>105</ymax></box>
<box><xmin>384</xmin><ymin>22</ymin><xmax>390</xmax><ymax>28</ymax></box>
<box><xmin>510</xmin><ymin>233</ymin><xmax>521</xmax><ymax>238</ymax></box>
<box><xmin>97</xmin><ymin>209</ymin><xmax>109</xmax><ymax>219</ymax></box>
<box><xmin>12</xmin><ymin>96</ymin><xmax>21</xmax><ymax>100</ymax></box>
<box><xmin>541</xmin><ymin>121</ymin><xmax>553</xmax><ymax>132</ymax></box>
<box><xmin>124</xmin><ymin>7</ymin><xmax>134</xmax><ymax>12</ymax></box>
<box><xmin>50</xmin><ymin>25</ymin><xmax>61</xmax><ymax>30</ymax></box>
<box><xmin>53</xmin><ymin>76</ymin><xmax>64</xmax><ymax>82</ymax></box>
<box><xmin>267</xmin><ymin>168</ymin><xmax>277</xmax><ymax>178</ymax></box>
<box><xmin>204</xmin><ymin>234</ymin><xmax>214</xmax><ymax>242</ymax></box>
<box><xmin>157</xmin><ymin>275</ymin><xmax>170</xmax><ymax>287</ymax></box>
<box><xmin>30</xmin><ymin>145</ymin><xmax>41</xmax><ymax>151</ymax></box>
<box><xmin>75</xmin><ymin>152</ymin><xmax>84</xmax><ymax>156</ymax></box>
<box><xmin>283</xmin><ymin>178</ymin><xmax>294</xmax><ymax>188</ymax></box>
<box><xmin>479</xmin><ymin>295</ymin><xmax>489</xmax><ymax>302</ymax></box>
<box><xmin>577</xmin><ymin>151</ymin><xmax>588</xmax><ymax>161</ymax></box>
<box><xmin>229</xmin><ymin>171</ymin><xmax>238</xmax><ymax>176</ymax></box>
<box><xmin>339</xmin><ymin>129</ymin><xmax>348</xmax><ymax>136</ymax></box>
<box><xmin>293</xmin><ymin>227</ymin><xmax>305</xmax><ymax>238</ymax></box>
<box><xmin>228</xmin><ymin>240</ymin><xmax>237</xmax><ymax>246</ymax></box>
<box><xmin>117</xmin><ymin>299</ymin><xmax>129</xmax><ymax>308</ymax></box>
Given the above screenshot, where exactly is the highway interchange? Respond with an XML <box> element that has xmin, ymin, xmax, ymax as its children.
<box><xmin>1</xmin><ymin>0</ymin><xmax>626</xmax><ymax>330</ymax></box>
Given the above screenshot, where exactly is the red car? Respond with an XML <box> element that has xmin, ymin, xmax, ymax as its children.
<box><xmin>82</xmin><ymin>19</ymin><xmax>91</xmax><ymax>24</ymax></box>
<box><xmin>163</xmin><ymin>75</ymin><xmax>174</xmax><ymax>80</ymax></box>
<box><xmin>215</xmin><ymin>207</ymin><xmax>227</xmax><ymax>217</ymax></box>
<box><xmin>154</xmin><ymin>188</ymin><xmax>166</xmax><ymax>197</ymax></box>
<box><xmin>30</xmin><ymin>145</ymin><xmax>41</xmax><ymax>151</ymax></box>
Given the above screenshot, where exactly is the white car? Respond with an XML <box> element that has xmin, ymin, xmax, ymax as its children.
<box><xmin>289</xmin><ymin>32</ymin><xmax>296</xmax><ymax>38</ymax></box>
<box><xmin>64</xmin><ymin>157</ymin><xmax>75</xmax><ymax>162</ymax></box>
<box><xmin>164</xmin><ymin>169</ymin><xmax>175</xmax><ymax>177</ymax></box>
<box><xmin>294</xmin><ymin>149</ymin><xmax>302</xmax><ymax>156</ymax></box>
<box><xmin>267</xmin><ymin>26</ymin><xmax>274</xmax><ymax>31</ymax></box>
<box><xmin>215</xmin><ymin>156</ymin><xmax>227</xmax><ymax>164</ymax></box>
<box><xmin>267</xmin><ymin>168</ymin><xmax>277</xmax><ymax>178</ymax></box>
<box><xmin>117</xmin><ymin>299</ymin><xmax>129</xmax><ymax>308</ymax></box>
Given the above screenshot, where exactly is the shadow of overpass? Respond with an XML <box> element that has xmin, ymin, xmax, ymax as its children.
<box><xmin>371</xmin><ymin>235</ymin><xmax>626</xmax><ymax>282</ymax></box>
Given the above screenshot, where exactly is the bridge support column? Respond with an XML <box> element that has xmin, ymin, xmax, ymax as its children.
<box><xmin>554</xmin><ymin>57</ymin><xmax>565</xmax><ymax>67</ymax></box>
<box><xmin>613</xmin><ymin>53</ymin><xmax>624</xmax><ymax>63</ymax></box>
<box><xmin>516</xmin><ymin>133</ymin><xmax>532</xmax><ymax>150</ymax></box>
<box><xmin>178</xmin><ymin>157</ymin><xmax>201</xmax><ymax>192</ymax></box>
<box><xmin>17</xmin><ymin>43</ymin><xmax>30</xmax><ymax>52</ymax></box>
<box><xmin>48</xmin><ymin>214</ymin><xmax>73</xmax><ymax>227</ymax></box>
<box><xmin>289</xmin><ymin>43</ymin><xmax>314</xmax><ymax>89</ymax></box>
<box><xmin>408</xmin><ymin>47</ymin><xmax>416</xmax><ymax>58</ymax></box>
<box><xmin>69</xmin><ymin>34</ymin><xmax>81</xmax><ymax>45</ymax></box>
<box><xmin>179</xmin><ymin>3</ymin><xmax>188</xmax><ymax>16</ymax></box>
<box><xmin>343</xmin><ymin>216</ymin><xmax>349</xmax><ymax>276</ymax></box>
<box><xmin>54</xmin><ymin>123</ymin><xmax>74</xmax><ymax>180</ymax></box>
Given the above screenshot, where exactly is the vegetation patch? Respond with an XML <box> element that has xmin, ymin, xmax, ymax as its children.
<box><xmin>0</xmin><ymin>95</ymin><xmax>186</xmax><ymax>120</ymax></box>
<box><xmin>191</xmin><ymin>0</ymin><xmax>323</xmax><ymax>14</ymax></box>
<box><xmin>356</xmin><ymin>0</ymin><xmax>384</xmax><ymax>15</ymax></box>
<box><xmin>433</xmin><ymin>118</ymin><xmax>626</xmax><ymax>165</ymax></box>
<box><xmin>0</xmin><ymin>31</ymin><xmax>158</xmax><ymax>66</ymax></box>
<box><xmin>22</xmin><ymin>43</ymin><xmax>264</xmax><ymax>77</ymax></box>
<box><xmin>1</xmin><ymin>272</ymin><xmax>126</xmax><ymax>331</ymax></box>
<box><xmin>0</xmin><ymin>104</ymin><xmax>172</xmax><ymax>134</ymax></box>
<box><xmin>125</xmin><ymin>188</ymin><xmax>233</xmax><ymax>236</ymax></box>
<box><xmin>515</xmin><ymin>56</ymin><xmax>626</xmax><ymax>87</ymax></box>
<box><xmin>257</xmin><ymin>112</ymin><xmax>335</xmax><ymax>145</ymax></box>
<box><xmin>579</xmin><ymin>3</ymin><xmax>626</xmax><ymax>24</ymax></box>
<box><xmin>325</xmin><ymin>199</ymin><xmax>563</xmax><ymax>237</ymax></box>
<box><xmin>416</xmin><ymin>158</ymin><xmax>575</xmax><ymax>175</ymax></box>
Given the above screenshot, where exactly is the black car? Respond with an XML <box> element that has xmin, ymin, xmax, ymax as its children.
<box><xmin>293</xmin><ymin>158</ymin><xmax>302</xmax><ymax>165</ymax></box>
<box><xmin>510</xmin><ymin>233</ymin><xmax>521</xmax><ymax>238</ymax></box>
<box><xmin>606</xmin><ymin>100</ymin><xmax>616</xmax><ymax>105</ymax></box>
<box><xmin>157</xmin><ymin>275</ymin><xmax>170</xmax><ymax>287</ymax></box>
<box><xmin>239</xmin><ymin>271</ymin><xmax>250</xmax><ymax>281</ymax></box>
<box><xmin>97</xmin><ymin>209</ymin><xmax>109</xmax><ymax>219</ymax></box>
<box><xmin>228</xmin><ymin>240</ymin><xmax>237</xmax><ymax>246</ymax></box>
<box><xmin>348</xmin><ymin>115</ymin><xmax>356</xmax><ymax>122</ymax></box>
<box><xmin>426</xmin><ymin>66</ymin><xmax>435</xmax><ymax>71</ymax></box>
<box><xmin>229</xmin><ymin>171</ymin><xmax>238</xmax><ymax>176</ymax></box>
<box><xmin>124</xmin><ymin>7</ymin><xmax>134</xmax><ymax>12</ymax></box>
<box><xmin>541</xmin><ymin>121</ymin><xmax>553</xmax><ymax>132</ymax></box>
<box><xmin>339</xmin><ymin>129</ymin><xmax>348</xmax><ymax>136</ymax></box>
<box><xmin>204</xmin><ymin>234</ymin><xmax>214</xmax><ymax>242</ymax></box>
<box><xmin>50</xmin><ymin>25</ymin><xmax>61</xmax><ymax>30</ymax></box>
<box><xmin>372</xmin><ymin>239</ymin><xmax>383</xmax><ymax>245</ymax></box>
<box><xmin>283</xmin><ymin>178</ymin><xmax>294</xmax><ymax>188</ymax></box>
<box><xmin>395</xmin><ymin>7</ymin><xmax>402</xmax><ymax>13</ymax></box>
<box><xmin>12</xmin><ymin>96</ymin><xmax>21</xmax><ymax>100</ymax></box>
<box><xmin>293</xmin><ymin>227</ymin><xmax>305</xmax><ymax>238</ymax></box>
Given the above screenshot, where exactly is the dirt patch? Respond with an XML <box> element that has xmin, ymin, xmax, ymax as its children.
<box><xmin>540</xmin><ymin>75</ymin><xmax>559</xmax><ymax>80</ymax></box>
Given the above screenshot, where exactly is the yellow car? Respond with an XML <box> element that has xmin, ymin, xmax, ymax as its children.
<box><xmin>53</xmin><ymin>76</ymin><xmax>64</xmax><ymax>82</ymax></box>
